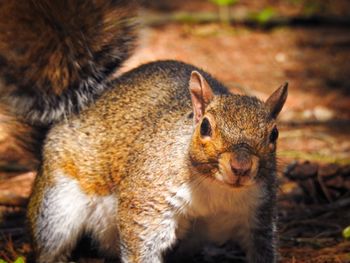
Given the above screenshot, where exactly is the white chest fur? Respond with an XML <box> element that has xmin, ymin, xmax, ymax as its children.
<box><xmin>168</xmin><ymin>178</ymin><xmax>265</xmax><ymax>248</ymax></box>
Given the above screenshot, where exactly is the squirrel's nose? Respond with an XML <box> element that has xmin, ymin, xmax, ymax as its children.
<box><xmin>230</xmin><ymin>153</ymin><xmax>252</xmax><ymax>177</ymax></box>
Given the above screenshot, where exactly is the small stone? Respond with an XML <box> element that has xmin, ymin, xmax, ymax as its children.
<box><xmin>275</xmin><ymin>52</ymin><xmax>287</xmax><ymax>63</ymax></box>
<box><xmin>313</xmin><ymin>106</ymin><xmax>334</xmax><ymax>121</ymax></box>
<box><xmin>302</xmin><ymin>109</ymin><xmax>313</xmax><ymax>119</ymax></box>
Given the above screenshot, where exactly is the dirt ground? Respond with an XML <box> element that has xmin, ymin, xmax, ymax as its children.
<box><xmin>1</xmin><ymin>0</ymin><xmax>350</xmax><ymax>262</ymax></box>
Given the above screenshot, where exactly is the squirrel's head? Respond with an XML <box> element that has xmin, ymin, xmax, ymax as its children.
<box><xmin>188</xmin><ymin>71</ymin><xmax>288</xmax><ymax>188</ymax></box>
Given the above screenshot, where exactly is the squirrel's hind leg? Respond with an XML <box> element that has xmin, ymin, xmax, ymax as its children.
<box><xmin>28</xmin><ymin>172</ymin><xmax>94</xmax><ymax>263</ymax></box>
<box><xmin>86</xmin><ymin>194</ymin><xmax>120</xmax><ymax>258</ymax></box>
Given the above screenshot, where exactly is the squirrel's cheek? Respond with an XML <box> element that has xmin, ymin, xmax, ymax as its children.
<box><xmin>199</xmin><ymin>140</ymin><xmax>217</xmax><ymax>158</ymax></box>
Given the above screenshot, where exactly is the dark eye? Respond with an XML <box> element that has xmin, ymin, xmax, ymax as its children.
<box><xmin>200</xmin><ymin>117</ymin><xmax>212</xmax><ymax>137</ymax></box>
<box><xmin>269</xmin><ymin>126</ymin><xmax>279</xmax><ymax>142</ymax></box>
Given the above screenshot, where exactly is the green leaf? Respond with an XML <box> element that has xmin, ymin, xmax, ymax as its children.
<box><xmin>0</xmin><ymin>259</ymin><xmax>8</xmax><ymax>263</ymax></box>
<box><xmin>209</xmin><ymin>0</ymin><xmax>238</xmax><ymax>7</ymax></box>
<box><xmin>14</xmin><ymin>257</ymin><xmax>25</xmax><ymax>263</ymax></box>
<box><xmin>255</xmin><ymin>8</ymin><xmax>275</xmax><ymax>24</ymax></box>
<box><xmin>343</xmin><ymin>225</ymin><xmax>350</xmax><ymax>239</ymax></box>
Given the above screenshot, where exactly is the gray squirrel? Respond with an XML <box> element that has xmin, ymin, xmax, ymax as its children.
<box><xmin>0</xmin><ymin>1</ymin><xmax>288</xmax><ymax>262</ymax></box>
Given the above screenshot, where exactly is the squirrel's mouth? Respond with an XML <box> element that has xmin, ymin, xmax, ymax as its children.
<box><xmin>214</xmin><ymin>171</ymin><xmax>256</xmax><ymax>188</ymax></box>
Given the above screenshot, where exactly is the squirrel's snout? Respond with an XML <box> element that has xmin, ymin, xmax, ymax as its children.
<box><xmin>230</xmin><ymin>153</ymin><xmax>252</xmax><ymax>177</ymax></box>
<box><xmin>217</xmin><ymin>149</ymin><xmax>257</xmax><ymax>187</ymax></box>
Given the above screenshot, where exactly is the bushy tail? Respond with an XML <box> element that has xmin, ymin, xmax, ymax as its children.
<box><xmin>0</xmin><ymin>0</ymin><xmax>137</xmax><ymax>125</ymax></box>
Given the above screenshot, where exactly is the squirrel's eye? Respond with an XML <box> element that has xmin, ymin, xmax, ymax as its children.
<box><xmin>269</xmin><ymin>126</ymin><xmax>279</xmax><ymax>142</ymax></box>
<box><xmin>200</xmin><ymin>117</ymin><xmax>212</xmax><ymax>137</ymax></box>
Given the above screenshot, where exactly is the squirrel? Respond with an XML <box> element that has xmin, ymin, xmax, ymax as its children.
<box><xmin>0</xmin><ymin>1</ymin><xmax>288</xmax><ymax>263</ymax></box>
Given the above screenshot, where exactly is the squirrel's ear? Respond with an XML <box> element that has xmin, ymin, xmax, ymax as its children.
<box><xmin>265</xmin><ymin>82</ymin><xmax>288</xmax><ymax>119</ymax></box>
<box><xmin>189</xmin><ymin>71</ymin><xmax>214</xmax><ymax>123</ymax></box>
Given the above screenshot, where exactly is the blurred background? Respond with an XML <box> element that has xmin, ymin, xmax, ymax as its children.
<box><xmin>0</xmin><ymin>0</ymin><xmax>349</xmax><ymax>262</ymax></box>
